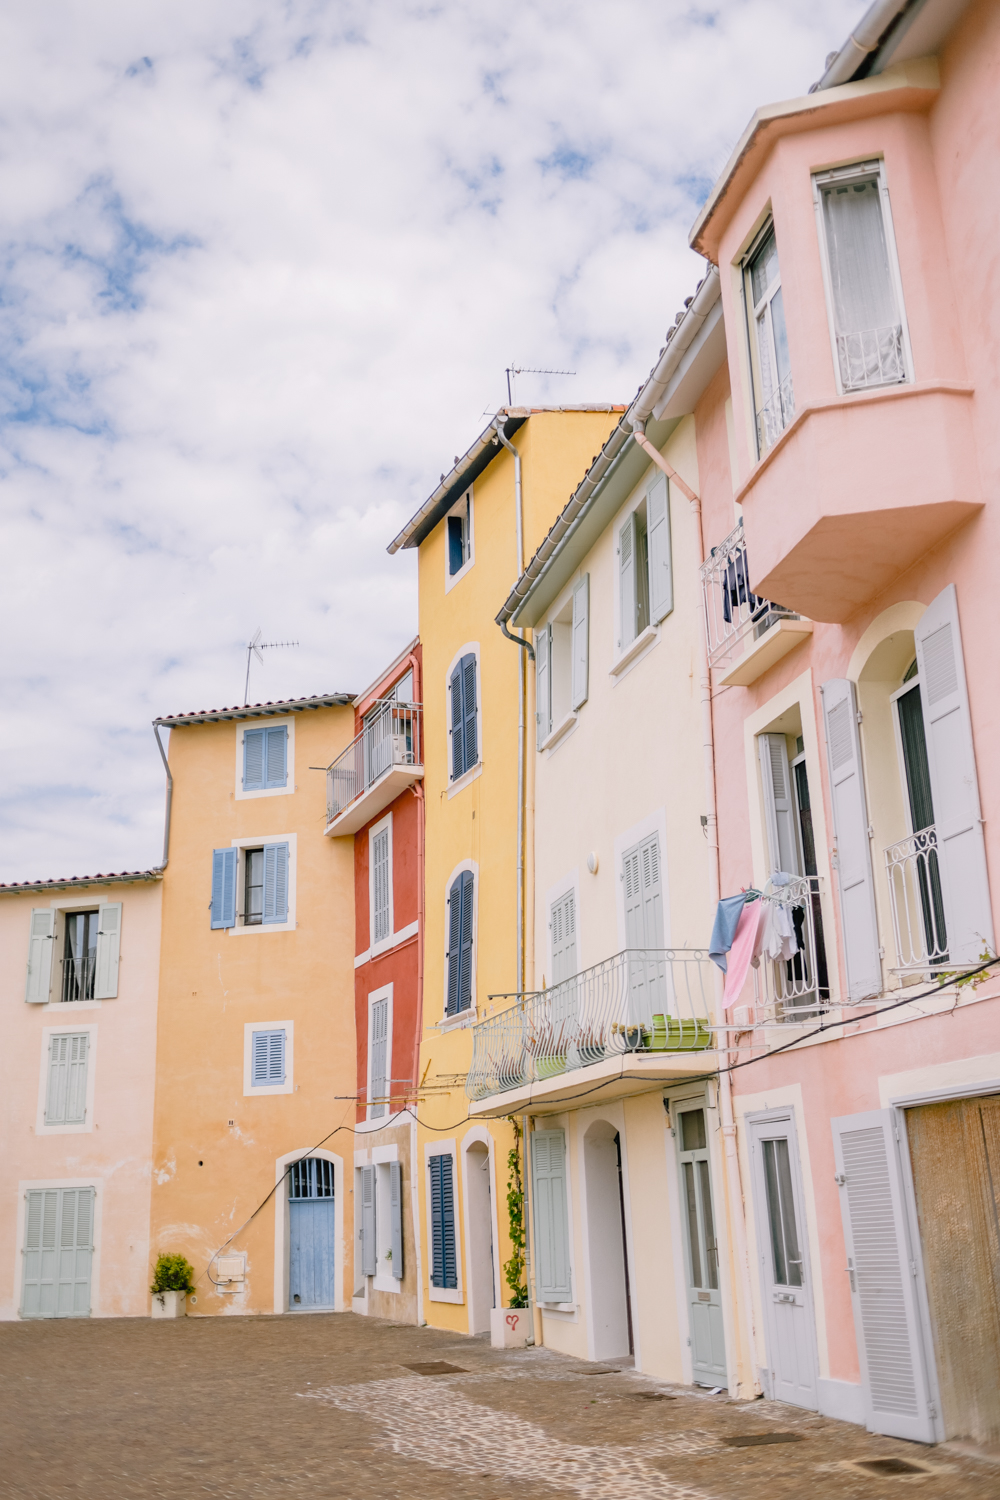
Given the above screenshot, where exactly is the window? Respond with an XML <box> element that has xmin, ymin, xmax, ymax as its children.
<box><xmin>449</xmin><ymin>652</ymin><xmax>478</xmax><ymax>781</ymax></box>
<box><xmin>536</xmin><ymin>574</ymin><xmax>590</xmax><ymax>749</ymax></box>
<box><xmin>242</xmin><ymin>725</ymin><xmax>288</xmax><ymax>791</ymax></box>
<box><xmin>445</xmin><ymin>488</ymin><xmax>474</xmax><ymax>586</ymax></box>
<box><xmin>26</xmin><ymin>903</ymin><xmax>121</xmax><ymax>1005</ymax></box>
<box><xmin>617</xmin><ymin>478</ymin><xmax>672</xmax><ymax>654</ymax></box>
<box><xmin>446</xmin><ymin>870</ymin><xmax>475</xmax><ymax>1016</ymax></box>
<box><xmin>743</xmin><ymin>222</ymin><xmax>793</xmax><ymax>453</ymax></box>
<box><xmin>370</xmin><ymin>817</ymin><xmax>392</xmax><ymax>949</ymax></box>
<box><xmin>45</xmin><ymin>1034</ymin><xmax>89</xmax><ymax>1125</ymax></box>
<box><xmin>62</xmin><ymin>911</ymin><xmax>97</xmax><ymax>1003</ymax></box>
<box><xmin>251</xmin><ymin>1028</ymin><xmax>285</xmax><ymax>1086</ymax></box>
<box><xmin>367</xmin><ymin>991</ymin><xmax>390</xmax><ymax>1120</ymax></box>
<box><xmin>428</xmin><ymin>1154</ymin><xmax>458</xmax><ymax>1288</ymax></box>
<box><xmin>814</xmin><ymin>161</ymin><xmax>909</xmax><ymax>393</ymax></box>
<box><xmin>244</xmin><ymin>848</ymin><xmax>265</xmax><ymax>925</ymax></box>
<box><xmin>211</xmin><ymin>843</ymin><xmax>289</xmax><ymax>929</ymax></box>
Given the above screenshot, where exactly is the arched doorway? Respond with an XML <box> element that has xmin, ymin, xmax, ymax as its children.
<box><xmin>583</xmin><ymin>1120</ymin><xmax>632</xmax><ymax>1360</ymax></box>
<box><xmin>463</xmin><ymin>1139</ymin><xmax>496</xmax><ymax>1334</ymax></box>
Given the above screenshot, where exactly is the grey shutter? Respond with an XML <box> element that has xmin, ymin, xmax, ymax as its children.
<box><xmin>462</xmin><ymin>654</ymin><xmax>478</xmax><ymax>772</ymax></box>
<box><xmin>371</xmin><ymin>827</ymin><xmax>391</xmax><ymax>944</ymax></box>
<box><xmin>459</xmin><ymin>871</ymin><xmax>474</xmax><ymax>1011</ymax></box>
<box><xmin>361</xmin><ymin>1165</ymin><xmax>376</xmax><ymax>1276</ymax></box>
<box><xmin>390</xmin><ymin>1160</ymin><xmax>404</xmax><ymax>1278</ymax></box>
<box><xmin>262</xmin><ymin>843</ymin><xmax>289</xmax><ymax>924</ymax></box>
<box><xmin>21</xmin><ymin>1190</ymin><xmax>57</xmax><ymax>1315</ymax></box>
<box><xmin>639</xmin><ymin>834</ymin><xmax>665</xmax><ymax>948</ymax></box>
<box><xmin>450</xmin><ymin>663</ymin><xmax>464</xmax><ymax>779</ymax></box>
<box><xmin>446</xmin><ymin>876</ymin><xmax>462</xmax><ymax>1015</ymax></box>
<box><xmin>243</xmin><ymin>728</ymin><xmax>265</xmax><ymax>789</ymax></box>
<box><xmin>21</xmin><ymin>1187</ymin><xmax>93</xmax><ymax>1317</ymax></box>
<box><xmin>46</xmin><ymin>1033</ymin><xmax>89</xmax><ymax>1125</ymax></box>
<box><xmin>369</xmin><ymin>996</ymin><xmax>388</xmax><ymax>1118</ymax></box>
<box><xmin>619</xmin><ymin>513</ymin><xmax>637</xmax><ymax>648</ymax></box>
<box><xmin>914</xmin><ymin>585</ymin><xmax>993</xmax><ymax>963</ymax></box>
<box><xmin>822</xmin><ymin>679</ymin><xmax>882</xmax><ymax>1001</ymax></box>
<box><xmin>647</xmin><ymin>475</ymin><xmax>674</xmax><ymax>623</ymax></box>
<box><xmin>57</xmin><ymin>1188</ymin><xmax>95</xmax><ymax>1315</ymax></box>
<box><xmin>535</xmin><ymin>624</ymin><xmax>551</xmax><ymax>749</ymax></box>
<box><xmin>25</xmin><ymin>908</ymin><xmax>56</xmax><ymax>1004</ymax></box>
<box><xmin>550</xmin><ymin>891</ymin><xmax>578</xmax><ymax>985</ymax></box>
<box><xmin>93</xmin><ymin>902</ymin><xmax>122</xmax><ymax>1000</ymax></box>
<box><xmin>211</xmin><ymin>848</ymin><xmax>237</xmax><ymax>929</ymax></box>
<box><xmin>831</xmin><ymin>1111</ymin><xmax>940</xmax><ymax>1443</ymax></box>
<box><xmin>264</xmin><ymin>726</ymin><xmax>287</xmax><ymax>788</ymax></box>
<box><xmin>571</xmin><ymin>574</ymin><xmax>590</xmax><ymax>710</ymax></box>
<box><xmin>531</xmin><ymin>1130</ymin><xmax>572</xmax><ymax>1302</ymax></box>
<box><xmin>758</xmin><ymin>735</ymin><xmax>801</xmax><ymax>876</ymax></box>
<box><xmin>623</xmin><ymin>845</ymin><xmax>644</xmax><ymax>949</ymax></box>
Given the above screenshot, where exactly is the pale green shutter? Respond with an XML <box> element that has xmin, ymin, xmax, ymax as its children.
<box><xmin>390</xmin><ymin>1160</ymin><xmax>404</xmax><ymax>1278</ymax></box>
<box><xmin>571</xmin><ymin>574</ymin><xmax>590</xmax><ymax>710</ymax></box>
<box><xmin>93</xmin><ymin>903</ymin><xmax>122</xmax><ymax>999</ymax></box>
<box><xmin>822</xmin><ymin>678</ymin><xmax>882</xmax><ymax>1001</ymax></box>
<box><xmin>21</xmin><ymin>1190</ymin><xmax>58</xmax><ymax>1316</ymax></box>
<box><xmin>361</xmin><ymin>1165</ymin><xmax>376</xmax><ymax>1276</ymax></box>
<box><xmin>619</xmin><ymin>514</ymin><xmax>637</xmax><ymax>648</ymax></box>
<box><xmin>535</xmin><ymin>624</ymin><xmax>551</xmax><ymax>749</ymax></box>
<box><xmin>531</xmin><ymin>1130</ymin><xmax>571</xmax><ymax>1302</ymax></box>
<box><xmin>550</xmin><ymin>891</ymin><xmax>578</xmax><ymax>985</ymax></box>
<box><xmin>647</xmin><ymin>475</ymin><xmax>673</xmax><ymax>623</ymax></box>
<box><xmin>758</xmin><ymin>734</ymin><xmax>800</xmax><ymax>876</ymax></box>
<box><xmin>46</xmin><ymin>1033</ymin><xmax>89</xmax><ymax>1125</ymax></box>
<box><xmin>25</xmin><ymin>908</ymin><xmax>56</xmax><ymax>1004</ymax></box>
<box><xmin>21</xmin><ymin>1187</ymin><xmax>93</xmax><ymax>1318</ymax></box>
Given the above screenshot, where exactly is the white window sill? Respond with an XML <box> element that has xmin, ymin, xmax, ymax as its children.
<box><xmin>447</xmin><ymin>761</ymin><xmax>483</xmax><ymax>800</ymax></box>
<box><xmin>444</xmin><ymin>558</ymin><xmax>474</xmax><ymax>594</ymax></box>
<box><xmin>40</xmin><ymin>999</ymin><xmax>103</xmax><ymax>1012</ymax></box>
<box><xmin>428</xmin><ymin>1285</ymin><xmax>464</xmax><ymax>1304</ymax></box>
<box><xmin>610</xmin><ymin>624</ymin><xmax>659</xmax><ymax>677</ymax></box>
<box><xmin>36</xmin><ymin>1120</ymin><xmax>92</xmax><ymax>1136</ymax></box>
<box><xmin>540</xmin><ymin>1300</ymin><xmax>577</xmax><ymax>1313</ymax></box>
<box><xmin>355</xmin><ymin>920</ymin><xmax>419</xmax><ymax>968</ymax></box>
<box><xmin>235</xmin><ymin>784</ymin><xmax>294</xmax><ymax>802</ymax></box>
<box><xmin>229</xmin><ymin>919</ymin><xmax>296</xmax><ymax>937</ymax></box>
<box><xmin>372</xmin><ymin>1271</ymin><xmax>401</xmax><ymax>1294</ymax></box>
<box><xmin>538</xmin><ymin>713</ymin><xmax>578</xmax><ymax>753</ymax></box>
<box><xmin>434</xmin><ymin>1008</ymin><xmax>475</xmax><ymax>1033</ymax></box>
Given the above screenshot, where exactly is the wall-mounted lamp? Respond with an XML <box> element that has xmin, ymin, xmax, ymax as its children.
<box><xmin>587</xmin><ymin>852</ymin><xmax>599</xmax><ymax>874</ymax></box>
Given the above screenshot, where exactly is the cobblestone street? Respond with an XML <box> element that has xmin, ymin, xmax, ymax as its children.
<box><xmin>2</xmin><ymin>1313</ymin><xmax>997</xmax><ymax>1499</ymax></box>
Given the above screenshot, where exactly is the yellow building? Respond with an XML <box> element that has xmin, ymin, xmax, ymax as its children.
<box><xmin>149</xmin><ymin>693</ymin><xmax>358</xmax><ymax>1316</ymax></box>
<box><xmin>388</xmin><ymin>405</ymin><xmax>622</xmax><ymax>1335</ymax></box>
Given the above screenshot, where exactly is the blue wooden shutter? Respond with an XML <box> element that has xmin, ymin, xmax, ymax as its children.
<box><xmin>450</xmin><ymin>663</ymin><xmax>465</xmax><ymax>780</ymax></box>
<box><xmin>243</xmin><ymin>728</ymin><xmax>265</xmax><ymax>789</ymax></box>
<box><xmin>446</xmin><ymin>876</ymin><xmax>463</xmax><ymax>1015</ymax></box>
<box><xmin>264</xmin><ymin>726</ymin><xmax>288</xmax><ymax>788</ymax></box>
<box><xmin>268</xmin><ymin>1029</ymin><xmax>285</xmax><ymax>1082</ymax></box>
<box><xmin>531</xmin><ymin>1130</ymin><xmax>572</xmax><ymax>1301</ymax></box>
<box><xmin>647</xmin><ymin>476</ymin><xmax>674</xmax><ymax>623</ymax></box>
<box><xmin>459</xmin><ymin>871</ymin><xmax>475</xmax><ymax>1012</ymax></box>
<box><xmin>262</xmin><ymin>843</ymin><xmax>289</xmax><ymax>924</ymax></box>
<box><xmin>211</xmin><ymin>848</ymin><xmax>237</xmax><ymax>929</ymax></box>
<box><xmin>390</xmin><ymin>1160</ymin><xmax>404</xmax><ymax>1278</ymax></box>
<box><xmin>252</xmin><ymin>1030</ymin><xmax>269</xmax><ymax>1084</ymax></box>
<box><xmin>571</xmin><ymin>574</ymin><xmax>590</xmax><ymax>711</ymax></box>
<box><xmin>448</xmin><ymin>514</ymin><xmax>465</xmax><ymax>575</ymax></box>
<box><xmin>361</xmin><ymin>1165</ymin><xmax>376</xmax><ymax>1276</ymax></box>
<box><xmin>462</xmin><ymin>654</ymin><xmax>478</xmax><ymax>772</ymax></box>
<box><xmin>429</xmin><ymin>1154</ymin><xmax>457</xmax><ymax>1288</ymax></box>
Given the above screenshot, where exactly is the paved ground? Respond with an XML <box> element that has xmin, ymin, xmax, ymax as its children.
<box><xmin>1</xmin><ymin>1313</ymin><xmax>997</xmax><ymax>1499</ymax></box>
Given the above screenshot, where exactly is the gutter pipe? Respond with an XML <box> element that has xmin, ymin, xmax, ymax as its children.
<box><xmin>152</xmin><ymin>723</ymin><xmax>173</xmax><ymax>870</ymax></box>
<box><xmin>813</xmin><ymin>0</ymin><xmax>917</xmax><ymax>90</ymax></box>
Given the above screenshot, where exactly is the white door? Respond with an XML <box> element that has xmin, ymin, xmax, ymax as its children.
<box><xmin>748</xmin><ymin>1114</ymin><xmax>819</xmax><ymax>1408</ymax></box>
<box><xmin>21</xmin><ymin>1188</ymin><xmax>94</xmax><ymax>1317</ymax></box>
<box><xmin>675</xmin><ymin>1103</ymin><xmax>727</xmax><ymax>1385</ymax></box>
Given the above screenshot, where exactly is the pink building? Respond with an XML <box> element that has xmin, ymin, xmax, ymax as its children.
<box><xmin>685</xmin><ymin>0</ymin><xmax>1000</xmax><ymax>1452</ymax></box>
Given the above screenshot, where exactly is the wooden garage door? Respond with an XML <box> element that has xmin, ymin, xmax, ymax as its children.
<box><xmin>906</xmin><ymin>1094</ymin><xmax>1000</xmax><ymax>1450</ymax></box>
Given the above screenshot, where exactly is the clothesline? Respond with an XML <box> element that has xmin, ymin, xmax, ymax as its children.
<box><xmin>709</xmin><ymin>876</ymin><xmax>803</xmax><ymax>1011</ymax></box>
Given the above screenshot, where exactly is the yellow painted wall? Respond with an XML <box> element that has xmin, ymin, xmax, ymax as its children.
<box><xmin>150</xmin><ymin>706</ymin><xmax>357</xmax><ymax>1315</ymax></box>
<box><xmin>414</xmin><ymin>409</ymin><xmax>621</xmax><ymax>1332</ymax></box>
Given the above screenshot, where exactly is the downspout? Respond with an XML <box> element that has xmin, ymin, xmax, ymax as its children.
<box><xmin>152</xmin><ymin>723</ymin><xmax>173</xmax><ymax>870</ymax></box>
<box><xmin>633</xmin><ymin>422</ymin><xmax>759</xmax><ymax>1399</ymax></box>
<box><xmin>407</xmin><ymin>648</ymin><xmax>426</xmax><ymax>1326</ymax></box>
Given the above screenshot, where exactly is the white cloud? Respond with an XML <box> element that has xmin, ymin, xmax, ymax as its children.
<box><xmin>0</xmin><ymin>0</ymin><xmax>860</xmax><ymax>879</ymax></box>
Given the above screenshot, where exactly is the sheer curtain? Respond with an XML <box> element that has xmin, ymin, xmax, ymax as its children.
<box><xmin>821</xmin><ymin>180</ymin><xmax>903</xmax><ymax>388</ymax></box>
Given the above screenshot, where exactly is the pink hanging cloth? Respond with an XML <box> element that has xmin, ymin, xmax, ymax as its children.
<box><xmin>724</xmin><ymin>900</ymin><xmax>766</xmax><ymax>1010</ymax></box>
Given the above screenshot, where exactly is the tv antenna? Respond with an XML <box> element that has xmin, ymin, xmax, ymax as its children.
<box><xmin>505</xmin><ymin>364</ymin><xmax>576</xmax><ymax>406</ymax></box>
<box><xmin>244</xmin><ymin>628</ymin><xmax>299</xmax><ymax>705</ymax></box>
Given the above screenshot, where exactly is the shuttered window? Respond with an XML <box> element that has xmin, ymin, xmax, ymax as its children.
<box><xmin>93</xmin><ymin>903</ymin><xmax>122</xmax><ymax>1000</ymax></box>
<box><xmin>360</xmin><ymin>1164</ymin><xmax>376</xmax><ymax>1276</ymax></box>
<box><xmin>429</xmin><ymin>1154</ymin><xmax>458</xmax><ymax>1288</ymax></box>
<box><xmin>550</xmin><ymin>890</ymin><xmax>578</xmax><ymax>985</ymax></box>
<box><xmin>251</xmin><ymin>1029</ymin><xmax>285</xmax><ymax>1086</ymax></box>
<box><xmin>619</xmin><ymin>512</ymin><xmax>637</xmax><ymax>649</ymax></box>
<box><xmin>450</xmin><ymin>653</ymin><xmax>479</xmax><ymax>780</ymax></box>
<box><xmin>262</xmin><ymin>843</ymin><xmax>290</xmax><ymax>924</ymax></box>
<box><xmin>758</xmin><ymin>734</ymin><xmax>801</xmax><ymax>876</ymax></box>
<box><xmin>622</xmin><ymin>833</ymin><xmax>665</xmax><ymax>950</ymax></box>
<box><xmin>368</xmin><ymin>996</ymin><xmax>389</xmax><ymax>1120</ymax></box>
<box><xmin>821</xmin><ymin>678</ymin><xmax>882</xmax><ymax>1001</ymax></box>
<box><xmin>21</xmin><ymin>1187</ymin><xmax>94</xmax><ymax>1317</ymax></box>
<box><xmin>243</xmin><ymin>725</ymin><xmax>288</xmax><ymax>790</ymax></box>
<box><xmin>371</xmin><ymin>826</ymin><xmax>391</xmax><ymax>945</ymax></box>
<box><xmin>389</xmin><ymin>1160</ymin><xmax>404</xmax><ymax>1279</ymax></box>
<box><xmin>571</xmin><ymin>574</ymin><xmax>590</xmax><ymax>710</ymax></box>
<box><xmin>647</xmin><ymin>476</ymin><xmax>673</xmax><ymax>624</ymax></box>
<box><xmin>446</xmin><ymin>871</ymin><xmax>475</xmax><ymax>1015</ymax></box>
<box><xmin>211</xmin><ymin>848</ymin><xmax>238</xmax><ymax>929</ymax></box>
<box><xmin>25</xmin><ymin>908</ymin><xmax>56</xmax><ymax>1004</ymax></box>
<box><xmin>45</xmin><ymin>1034</ymin><xmax>89</xmax><ymax>1126</ymax></box>
<box><xmin>531</xmin><ymin>1130</ymin><xmax>572</xmax><ymax>1302</ymax></box>
<box><xmin>535</xmin><ymin>624</ymin><xmax>551</xmax><ymax>749</ymax></box>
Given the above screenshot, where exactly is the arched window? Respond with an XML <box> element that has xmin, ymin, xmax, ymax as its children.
<box><xmin>446</xmin><ymin>870</ymin><xmax>475</xmax><ymax>1015</ymax></box>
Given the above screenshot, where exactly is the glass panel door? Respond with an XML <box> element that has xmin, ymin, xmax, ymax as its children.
<box><xmin>676</xmin><ymin>1105</ymin><xmax>727</xmax><ymax>1384</ymax></box>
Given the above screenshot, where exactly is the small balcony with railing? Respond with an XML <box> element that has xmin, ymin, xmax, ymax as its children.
<box><xmin>466</xmin><ymin>948</ymin><xmax>718</xmax><ymax>1116</ymax></box>
<box><xmin>324</xmin><ymin>700</ymin><xmax>423</xmax><ymax>836</ymax></box>
<box><xmin>884</xmin><ymin>826</ymin><xmax>949</xmax><ymax>975</ymax></box>
<box><xmin>744</xmin><ymin>876</ymin><xmax>831</xmax><ymax>1024</ymax></box>
<box><xmin>61</xmin><ymin>955</ymin><xmax>95</xmax><ymax>1004</ymax></box>
<box><xmin>700</xmin><ymin>521</ymin><xmax>812</xmax><ymax>687</ymax></box>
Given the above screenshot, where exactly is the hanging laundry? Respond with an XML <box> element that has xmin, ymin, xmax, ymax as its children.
<box><xmin>724</xmin><ymin>900</ymin><xmax>767</xmax><ymax>1009</ymax></box>
<box><xmin>710</xmin><ymin>892</ymin><xmax>751</xmax><ymax>973</ymax></box>
<box><xmin>758</xmin><ymin>900</ymin><xmax>799</xmax><ymax>962</ymax></box>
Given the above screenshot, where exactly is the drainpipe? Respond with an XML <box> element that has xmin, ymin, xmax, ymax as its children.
<box><xmin>633</xmin><ymin>422</ymin><xmax>759</xmax><ymax>1399</ymax></box>
<box><xmin>152</xmin><ymin>723</ymin><xmax>173</xmax><ymax>870</ymax></box>
<box><xmin>407</xmin><ymin>651</ymin><xmax>425</xmax><ymax>1046</ymax></box>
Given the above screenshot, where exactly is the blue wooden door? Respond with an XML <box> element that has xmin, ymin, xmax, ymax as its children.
<box><xmin>289</xmin><ymin>1199</ymin><xmax>336</xmax><ymax>1310</ymax></box>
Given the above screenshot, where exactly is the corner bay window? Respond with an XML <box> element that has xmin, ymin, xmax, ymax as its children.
<box><xmin>743</xmin><ymin>222</ymin><xmax>793</xmax><ymax>453</ymax></box>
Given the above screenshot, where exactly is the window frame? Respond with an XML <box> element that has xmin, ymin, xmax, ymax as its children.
<box><xmin>812</xmin><ymin>157</ymin><xmax>913</xmax><ymax>397</ymax></box>
<box><xmin>444</xmin><ymin>486</ymin><xmax>475</xmax><ymax>592</ymax></box>
<box><xmin>227</xmin><ymin>834</ymin><xmax>296</xmax><ymax>935</ymax></box>
<box><xmin>741</xmin><ymin>216</ymin><xmax>794</xmax><ymax>458</ymax></box>
<box><xmin>243</xmin><ymin>1019</ymin><xmax>294</xmax><ymax>1096</ymax></box>
<box><xmin>235</xmin><ymin>717</ymin><xmax>295</xmax><ymax>801</ymax></box>
<box><xmin>368</xmin><ymin>813</ymin><xmax>394</xmax><ymax>955</ymax></box>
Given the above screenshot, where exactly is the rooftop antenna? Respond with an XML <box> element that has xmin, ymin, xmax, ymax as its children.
<box><xmin>244</xmin><ymin>628</ymin><xmax>299</xmax><ymax>705</ymax></box>
<box><xmin>505</xmin><ymin>364</ymin><xmax>576</xmax><ymax>406</ymax></box>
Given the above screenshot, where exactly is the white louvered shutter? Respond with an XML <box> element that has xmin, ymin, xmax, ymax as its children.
<box><xmin>914</xmin><ymin>585</ymin><xmax>993</xmax><ymax>964</ymax></box>
<box><xmin>371</xmin><ymin>827</ymin><xmax>391</xmax><ymax>945</ymax></box>
<box><xmin>619</xmin><ymin>513</ymin><xmax>637</xmax><ymax>649</ymax></box>
<box><xmin>21</xmin><ymin>1189</ymin><xmax>58</xmax><ymax>1315</ymax></box>
<box><xmin>361</xmin><ymin>1165</ymin><xmax>376</xmax><ymax>1276</ymax></box>
<box><xmin>571</xmin><ymin>574</ymin><xmax>590</xmax><ymax>710</ymax></box>
<box><xmin>93</xmin><ymin>903</ymin><xmax>122</xmax><ymax>999</ymax></box>
<box><xmin>369</xmin><ymin>996</ymin><xmax>388</xmax><ymax>1119</ymax></box>
<box><xmin>243</xmin><ymin>728</ymin><xmax>265</xmax><ymax>789</ymax></box>
<box><xmin>531</xmin><ymin>1130</ymin><xmax>572</xmax><ymax>1302</ymax></box>
<box><xmin>639</xmin><ymin>834</ymin><xmax>665</xmax><ymax>948</ymax></box>
<box><xmin>390</xmin><ymin>1160</ymin><xmax>404</xmax><ymax>1278</ymax></box>
<box><xmin>57</xmin><ymin>1187</ymin><xmax>95</xmax><ymax>1315</ymax></box>
<box><xmin>535</xmin><ymin>623</ymin><xmax>551</xmax><ymax>749</ymax></box>
<box><xmin>262</xmin><ymin>843</ymin><xmax>289</xmax><ymax>924</ymax></box>
<box><xmin>25</xmin><ymin>908</ymin><xmax>56</xmax><ymax>1004</ymax></box>
<box><xmin>831</xmin><ymin>1111</ymin><xmax>940</xmax><ymax>1443</ymax></box>
<box><xmin>758</xmin><ymin>735</ymin><xmax>801</xmax><ymax>876</ymax></box>
<box><xmin>550</xmin><ymin>891</ymin><xmax>578</xmax><ymax>985</ymax></box>
<box><xmin>623</xmin><ymin>846</ymin><xmax>644</xmax><ymax>950</ymax></box>
<box><xmin>822</xmin><ymin>679</ymin><xmax>882</xmax><ymax>1002</ymax></box>
<box><xmin>46</xmin><ymin>1033</ymin><xmax>89</xmax><ymax>1125</ymax></box>
<box><xmin>647</xmin><ymin>476</ymin><xmax>674</xmax><ymax>623</ymax></box>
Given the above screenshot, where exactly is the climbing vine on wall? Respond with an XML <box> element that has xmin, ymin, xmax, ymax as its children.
<box><xmin>503</xmin><ymin>1117</ymin><xmax>529</xmax><ymax>1307</ymax></box>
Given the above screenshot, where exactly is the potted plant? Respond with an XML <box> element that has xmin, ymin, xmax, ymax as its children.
<box><xmin>151</xmin><ymin>1253</ymin><xmax>195</xmax><ymax>1318</ymax></box>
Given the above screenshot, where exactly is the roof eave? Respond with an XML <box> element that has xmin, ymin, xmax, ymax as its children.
<box><xmin>0</xmin><ymin>869</ymin><xmax>164</xmax><ymax>897</ymax></box>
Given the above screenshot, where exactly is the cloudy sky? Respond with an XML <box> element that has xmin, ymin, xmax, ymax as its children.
<box><xmin>1</xmin><ymin>0</ymin><xmax>860</xmax><ymax>881</ymax></box>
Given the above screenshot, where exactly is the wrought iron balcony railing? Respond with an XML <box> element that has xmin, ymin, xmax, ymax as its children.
<box><xmin>466</xmin><ymin>949</ymin><xmax>716</xmax><ymax>1102</ymax></box>
<box><xmin>326</xmin><ymin>700</ymin><xmax>422</xmax><ymax>824</ymax></box>
<box><xmin>700</xmin><ymin>520</ymin><xmax>798</xmax><ymax>670</ymax></box>
<box><xmin>837</xmin><ymin>324</ymin><xmax>905</xmax><ymax>392</ymax></box>
<box><xmin>751</xmin><ymin>876</ymin><xmax>830</xmax><ymax>1019</ymax></box>
<box><xmin>885</xmin><ymin>826</ymin><xmax>948</xmax><ymax>972</ymax></box>
<box><xmin>61</xmin><ymin>955</ymin><xmax>95</xmax><ymax>1004</ymax></box>
<box><xmin>755</xmin><ymin>369</ymin><xmax>794</xmax><ymax>452</ymax></box>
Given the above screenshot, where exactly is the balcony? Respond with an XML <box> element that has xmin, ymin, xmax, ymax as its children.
<box><xmin>756</xmin><ymin>369</ymin><xmax>795</xmax><ymax>454</ymax></box>
<box><xmin>885</xmin><ymin>826</ymin><xmax>948</xmax><ymax>973</ymax></box>
<box><xmin>700</xmin><ymin>521</ymin><xmax>812</xmax><ymax>686</ymax></box>
<box><xmin>324</xmin><ymin>700</ymin><xmax>423</xmax><ymax>836</ymax></box>
<box><xmin>736</xmin><ymin>381</ymin><xmax>982</xmax><ymax>624</ymax></box>
<box><xmin>466</xmin><ymin>949</ymin><xmax>717</xmax><ymax>1116</ymax></box>
<box><xmin>61</xmin><ymin>956</ymin><xmax>95</xmax><ymax>1004</ymax></box>
<box><xmin>749</xmin><ymin>876</ymin><xmax>831</xmax><ymax>1022</ymax></box>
